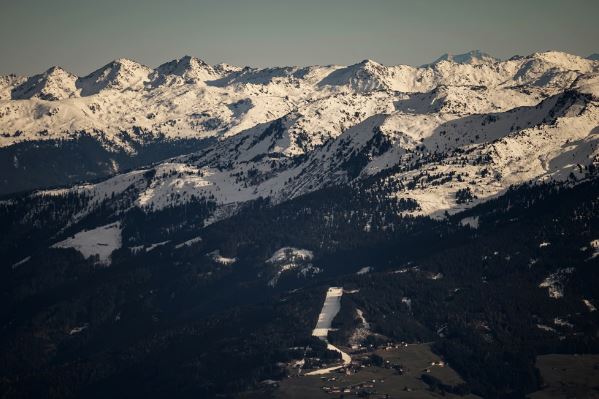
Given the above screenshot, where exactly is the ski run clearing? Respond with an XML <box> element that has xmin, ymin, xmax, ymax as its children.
<box><xmin>312</xmin><ymin>287</ymin><xmax>343</xmax><ymax>339</ymax></box>
<box><xmin>306</xmin><ymin>287</ymin><xmax>352</xmax><ymax>376</ymax></box>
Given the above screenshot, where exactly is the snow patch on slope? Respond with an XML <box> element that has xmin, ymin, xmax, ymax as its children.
<box><xmin>175</xmin><ymin>236</ymin><xmax>203</xmax><ymax>249</ymax></box>
<box><xmin>460</xmin><ymin>216</ymin><xmax>479</xmax><ymax>229</ymax></box>
<box><xmin>539</xmin><ymin>268</ymin><xmax>575</xmax><ymax>299</ymax></box>
<box><xmin>266</xmin><ymin>247</ymin><xmax>316</xmax><ymax>286</ymax></box>
<box><xmin>52</xmin><ymin>222</ymin><xmax>121</xmax><ymax>265</ymax></box>
<box><xmin>208</xmin><ymin>250</ymin><xmax>236</xmax><ymax>265</ymax></box>
<box><xmin>349</xmin><ymin>308</ymin><xmax>372</xmax><ymax>348</ymax></box>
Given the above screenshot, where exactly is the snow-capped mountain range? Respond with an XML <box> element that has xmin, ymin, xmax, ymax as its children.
<box><xmin>2</xmin><ymin>50</ymin><xmax>599</xmax><ymax>220</ymax></box>
<box><xmin>2</xmin><ymin>50</ymin><xmax>596</xmax><ymax>149</ymax></box>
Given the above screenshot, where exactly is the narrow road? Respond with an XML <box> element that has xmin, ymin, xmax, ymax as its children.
<box><xmin>305</xmin><ymin>343</ymin><xmax>351</xmax><ymax>375</ymax></box>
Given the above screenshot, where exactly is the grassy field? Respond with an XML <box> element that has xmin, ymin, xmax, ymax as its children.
<box><xmin>274</xmin><ymin>343</ymin><xmax>480</xmax><ymax>398</ymax></box>
<box><xmin>528</xmin><ymin>354</ymin><xmax>599</xmax><ymax>399</ymax></box>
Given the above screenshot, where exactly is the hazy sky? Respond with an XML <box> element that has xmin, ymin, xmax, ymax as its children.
<box><xmin>1</xmin><ymin>0</ymin><xmax>598</xmax><ymax>75</ymax></box>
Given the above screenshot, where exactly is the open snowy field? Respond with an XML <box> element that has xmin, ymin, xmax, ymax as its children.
<box><xmin>51</xmin><ymin>222</ymin><xmax>122</xmax><ymax>265</ymax></box>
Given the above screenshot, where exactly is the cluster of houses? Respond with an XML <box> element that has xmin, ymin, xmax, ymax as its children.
<box><xmin>320</xmin><ymin>378</ymin><xmax>379</xmax><ymax>396</ymax></box>
<box><xmin>422</xmin><ymin>359</ymin><xmax>446</xmax><ymax>374</ymax></box>
<box><xmin>285</xmin><ymin>340</ymin><xmax>450</xmax><ymax>397</ymax></box>
<box><xmin>351</xmin><ymin>340</ymin><xmax>411</xmax><ymax>351</ymax></box>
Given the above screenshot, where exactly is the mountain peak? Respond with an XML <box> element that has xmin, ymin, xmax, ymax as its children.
<box><xmin>353</xmin><ymin>59</ymin><xmax>386</xmax><ymax>72</ymax></box>
<box><xmin>112</xmin><ymin>58</ymin><xmax>145</xmax><ymax>67</ymax></box>
<box><xmin>155</xmin><ymin>55</ymin><xmax>218</xmax><ymax>82</ymax></box>
<box><xmin>45</xmin><ymin>65</ymin><xmax>70</xmax><ymax>74</ymax></box>
<box><xmin>181</xmin><ymin>55</ymin><xmax>209</xmax><ymax>65</ymax></box>
<box><xmin>427</xmin><ymin>50</ymin><xmax>499</xmax><ymax>66</ymax></box>
<box><xmin>318</xmin><ymin>59</ymin><xmax>390</xmax><ymax>91</ymax></box>
<box><xmin>526</xmin><ymin>51</ymin><xmax>596</xmax><ymax>72</ymax></box>
<box><xmin>358</xmin><ymin>59</ymin><xmax>380</xmax><ymax>66</ymax></box>
<box><xmin>77</xmin><ymin>58</ymin><xmax>152</xmax><ymax>95</ymax></box>
<box><xmin>11</xmin><ymin>66</ymin><xmax>79</xmax><ymax>101</ymax></box>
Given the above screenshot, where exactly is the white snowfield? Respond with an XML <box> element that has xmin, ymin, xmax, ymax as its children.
<box><xmin>52</xmin><ymin>222</ymin><xmax>121</xmax><ymax>265</ymax></box>
<box><xmin>306</xmin><ymin>287</ymin><xmax>352</xmax><ymax>376</ymax></box>
<box><xmin>6</xmin><ymin>50</ymin><xmax>599</xmax><ymax>223</ymax></box>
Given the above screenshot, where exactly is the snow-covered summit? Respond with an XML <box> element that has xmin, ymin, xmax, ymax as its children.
<box><xmin>11</xmin><ymin>66</ymin><xmax>79</xmax><ymax>101</ymax></box>
<box><xmin>77</xmin><ymin>58</ymin><xmax>153</xmax><ymax>95</ymax></box>
<box><xmin>154</xmin><ymin>55</ymin><xmax>220</xmax><ymax>83</ymax></box>
<box><xmin>427</xmin><ymin>50</ymin><xmax>499</xmax><ymax>66</ymax></box>
<box><xmin>528</xmin><ymin>51</ymin><xmax>595</xmax><ymax>72</ymax></box>
<box><xmin>318</xmin><ymin>59</ymin><xmax>392</xmax><ymax>91</ymax></box>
